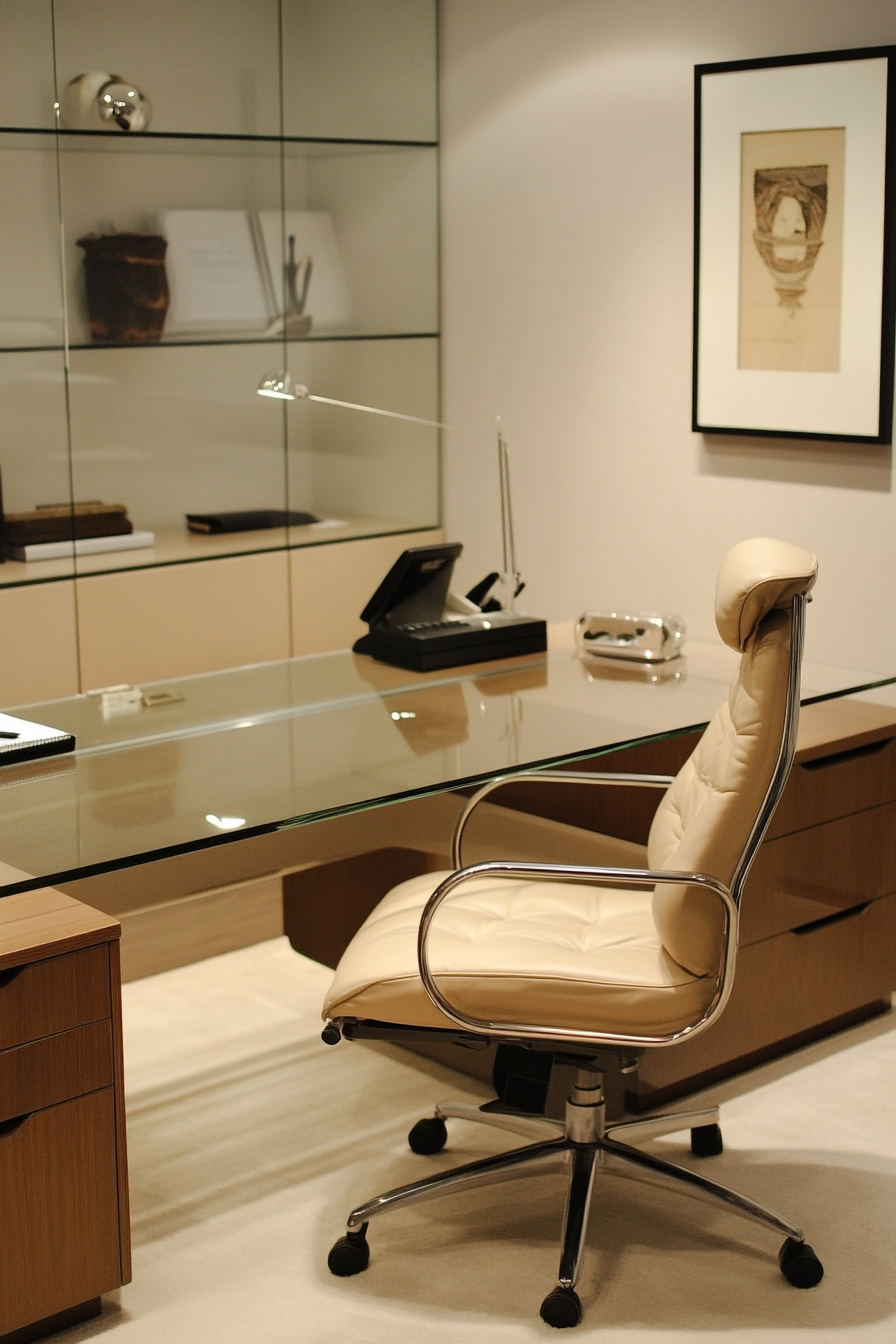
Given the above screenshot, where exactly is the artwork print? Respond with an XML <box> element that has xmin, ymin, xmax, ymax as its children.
<box><xmin>738</xmin><ymin>127</ymin><xmax>845</xmax><ymax>372</ymax></box>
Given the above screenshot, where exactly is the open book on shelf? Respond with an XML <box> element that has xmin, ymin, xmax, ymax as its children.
<box><xmin>158</xmin><ymin>209</ymin><xmax>351</xmax><ymax>337</ymax></box>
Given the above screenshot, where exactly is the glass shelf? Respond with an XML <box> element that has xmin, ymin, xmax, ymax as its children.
<box><xmin>0</xmin><ymin>332</ymin><xmax>441</xmax><ymax>355</ymax></box>
<box><xmin>0</xmin><ymin>0</ymin><xmax>440</xmax><ymax>706</ymax></box>
<box><xmin>0</xmin><ymin>1</ymin><xmax>438</xmax><ymax>142</ymax></box>
<box><xmin>0</xmin><ymin>516</ymin><xmax>438</xmax><ymax>589</ymax></box>
<box><xmin>0</xmin><ymin>131</ymin><xmax>438</xmax><ymax>351</ymax></box>
<box><xmin>0</xmin><ymin>127</ymin><xmax>439</xmax><ymax>150</ymax></box>
<box><xmin>0</xmin><ymin>336</ymin><xmax>440</xmax><ymax>589</ymax></box>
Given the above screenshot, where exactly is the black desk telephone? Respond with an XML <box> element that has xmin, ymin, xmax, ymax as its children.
<box><xmin>352</xmin><ymin>542</ymin><xmax>547</xmax><ymax>672</ymax></box>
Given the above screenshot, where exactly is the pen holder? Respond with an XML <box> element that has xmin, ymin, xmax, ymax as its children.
<box><xmin>575</xmin><ymin>611</ymin><xmax>686</xmax><ymax>663</ymax></box>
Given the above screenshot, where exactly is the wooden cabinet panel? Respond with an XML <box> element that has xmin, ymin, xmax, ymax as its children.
<box><xmin>0</xmin><ymin>1090</ymin><xmax>121</xmax><ymax>1337</ymax></box>
<box><xmin>741</xmin><ymin>801</ymin><xmax>896</xmax><ymax>944</ymax></box>
<box><xmin>290</xmin><ymin>528</ymin><xmax>444</xmax><ymax>656</ymax></box>
<box><xmin>0</xmin><ymin>946</ymin><xmax>110</xmax><ymax>1051</ymax></box>
<box><xmin>75</xmin><ymin>550</ymin><xmax>291</xmax><ymax>688</ymax></box>
<box><xmin>0</xmin><ymin>581</ymin><xmax>80</xmax><ymax>709</ymax></box>
<box><xmin>0</xmin><ymin>1020</ymin><xmax>112</xmax><ymax>1124</ymax></box>
<box><xmin>284</xmin><ymin>847</ymin><xmax>446</xmax><ymax>969</ymax></box>
<box><xmin>769</xmin><ymin>705</ymin><xmax>896</xmax><ymax>839</ymax></box>
<box><xmin>634</xmin><ymin>892</ymin><xmax>896</xmax><ymax>1109</ymax></box>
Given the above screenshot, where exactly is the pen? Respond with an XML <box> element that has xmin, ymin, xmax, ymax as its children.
<box><xmin>0</xmin><ymin>731</ymin><xmax>20</xmax><ymax>739</ymax></box>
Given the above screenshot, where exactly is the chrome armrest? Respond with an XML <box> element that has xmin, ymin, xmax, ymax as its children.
<box><xmin>451</xmin><ymin>769</ymin><xmax>675</xmax><ymax>867</ymax></box>
<box><xmin>417</xmin><ymin>859</ymin><xmax>737</xmax><ymax>1051</ymax></box>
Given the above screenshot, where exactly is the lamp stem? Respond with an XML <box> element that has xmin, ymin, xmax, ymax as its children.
<box><xmin>497</xmin><ymin>420</ymin><xmax>520</xmax><ymax>612</ymax></box>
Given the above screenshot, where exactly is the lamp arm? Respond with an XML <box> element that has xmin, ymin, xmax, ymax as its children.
<box><xmin>301</xmin><ymin>391</ymin><xmax>472</xmax><ymax>434</ymax></box>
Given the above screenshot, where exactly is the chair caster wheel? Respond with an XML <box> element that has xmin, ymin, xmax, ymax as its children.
<box><xmin>691</xmin><ymin>1123</ymin><xmax>723</xmax><ymax>1157</ymax></box>
<box><xmin>327</xmin><ymin>1225</ymin><xmax>370</xmax><ymax>1277</ymax></box>
<box><xmin>779</xmin><ymin>1237</ymin><xmax>823</xmax><ymax>1288</ymax></box>
<box><xmin>540</xmin><ymin>1286</ymin><xmax>582</xmax><ymax>1328</ymax></box>
<box><xmin>408</xmin><ymin>1116</ymin><xmax>448</xmax><ymax>1155</ymax></box>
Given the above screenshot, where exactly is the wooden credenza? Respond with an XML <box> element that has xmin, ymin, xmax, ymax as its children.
<box><xmin>632</xmin><ymin>696</ymin><xmax>896</xmax><ymax>1107</ymax></box>
<box><xmin>0</xmin><ymin>887</ymin><xmax>130</xmax><ymax>1344</ymax></box>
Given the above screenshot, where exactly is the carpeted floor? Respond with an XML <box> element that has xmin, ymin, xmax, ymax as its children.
<box><xmin>58</xmin><ymin>937</ymin><xmax>896</xmax><ymax>1342</ymax></box>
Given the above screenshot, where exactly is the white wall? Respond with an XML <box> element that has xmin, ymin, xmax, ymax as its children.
<box><xmin>440</xmin><ymin>0</ymin><xmax>896</xmax><ymax>668</ymax></box>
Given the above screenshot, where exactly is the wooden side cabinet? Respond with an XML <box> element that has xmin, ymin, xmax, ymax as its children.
<box><xmin>0</xmin><ymin>886</ymin><xmax>130</xmax><ymax>1344</ymax></box>
<box><xmin>631</xmin><ymin>698</ymin><xmax>896</xmax><ymax>1107</ymax></box>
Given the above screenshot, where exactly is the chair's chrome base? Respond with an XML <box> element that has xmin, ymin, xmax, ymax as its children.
<box><xmin>331</xmin><ymin>1069</ymin><xmax>820</xmax><ymax>1328</ymax></box>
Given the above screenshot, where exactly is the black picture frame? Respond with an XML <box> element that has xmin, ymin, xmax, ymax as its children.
<box><xmin>692</xmin><ymin>46</ymin><xmax>896</xmax><ymax>444</ymax></box>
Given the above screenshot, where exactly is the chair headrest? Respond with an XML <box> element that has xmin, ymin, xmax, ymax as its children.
<box><xmin>715</xmin><ymin>538</ymin><xmax>818</xmax><ymax>652</ymax></box>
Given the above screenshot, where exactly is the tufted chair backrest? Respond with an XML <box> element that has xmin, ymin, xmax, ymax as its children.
<box><xmin>647</xmin><ymin>539</ymin><xmax>817</xmax><ymax>976</ymax></box>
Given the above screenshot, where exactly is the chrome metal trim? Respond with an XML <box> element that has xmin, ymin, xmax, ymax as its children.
<box><xmin>416</xmin><ymin>860</ymin><xmax>737</xmax><ymax>1049</ymax></box>
<box><xmin>605</xmin><ymin>1106</ymin><xmax>719</xmax><ymax>1145</ymax></box>
<box><xmin>451</xmin><ymin>771</ymin><xmax>675</xmax><ymax>869</ymax></box>
<box><xmin>601</xmin><ymin>1135</ymin><xmax>803</xmax><ymax>1240</ymax></box>
<box><xmin>435</xmin><ymin>1101</ymin><xmax>564</xmax><ymax>1139</ymax></box>
<box><xmin>345</xmin><ymin>1137</ymin><xmax>566</xmax><ymax>1229</ymax></box>
<box><xmin>558</xmin><ymin>1145</ymin><xmax>598</xmax><ymax>1288</ymax></box>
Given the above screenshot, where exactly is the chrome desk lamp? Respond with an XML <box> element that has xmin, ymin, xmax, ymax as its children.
<box><xmin>256</xmin><ymin>371</ymin><xmax>523</xmax><ymax>612</ymax></box>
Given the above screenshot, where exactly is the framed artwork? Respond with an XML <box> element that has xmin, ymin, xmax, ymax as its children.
<box><xmin>692</xmin><ymin>46</ymin><xmax>896</xmax><ymax>443</ymax></box>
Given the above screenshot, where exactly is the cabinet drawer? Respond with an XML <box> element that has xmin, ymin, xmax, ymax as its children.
<box><xmin>0</xmin><ymin>1089</ymin><xmax>122</xmax><ymax>1336</ymax></box>
<box><xmin>769</xmin><ymin>724</ymin><xmax>896</xmax><ymax>838</ymax></box>
<box><xmin>0</xmin><ymin>945</ymin><xmax>110</xmax><ymax>1051</ymax></box>
<box><xmin>635</xmin><ymin>890</ymin><xmax>896</xmax><ymax>1109</ymax></box>
<box><xmin>742</xmin><ymin>801</ymin><xmax>896</xmax><ymax>944</ymax></box>
<box><xmin>0</xmin><ymin>1020</ymin><xmax>112</xmax><ymax>1125</ymax></box>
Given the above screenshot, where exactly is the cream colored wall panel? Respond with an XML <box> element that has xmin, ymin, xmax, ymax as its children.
<box><xmin>76</xmin><ymin>551</ymin><xmax>291</xmax><ymax>689</ymax></box>
<box><xmin>440</xmin><ymin>2</ymin><xmax>896</xmax><ymax>670</ymax></box>
<box><xmin>290</xmin><ymin>528</ymin><xmax>443</xmax><ymax>655</ymax></box>
<box><xmin>0</xmin><ymin>581</ymin><xmax>79</xmax><ymax>707</ymax></box>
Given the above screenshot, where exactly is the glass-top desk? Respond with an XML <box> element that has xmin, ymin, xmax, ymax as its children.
<box><xmin>1</xmin><ymin>630</ymin><xmax>895</xmax><ymax>898</ymax></box>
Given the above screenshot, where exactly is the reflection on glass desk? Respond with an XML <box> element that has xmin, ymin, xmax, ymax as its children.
<box><xmin>1</xmin><ymin>633</ymin><xmax>895</xmax><ymax>897</ymax></box>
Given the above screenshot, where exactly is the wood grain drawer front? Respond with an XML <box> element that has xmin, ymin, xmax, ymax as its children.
<box><xmin>741</xmin><ymin>801</ymin><xmax>896</xmax><ymax>945</ymax></box>
<box><xmin>0</xmin><ymin>945</ymin><xmax>110</xmax><ymax>1051</ymax></box>
<box><xmin>769</xmin><ymin>728</ymin><xmax>896</xmax><ymax>838</ymax></box>
<box><xmin>0</xmin><ymin>1020</ymin><xmax>113</xmax><ymax>1125</ymax></box>
<box><xmin>0</xmin><ymin>1089</ymin><xmax>122</xmax><ymax>1336</ymax></box>
<box><xmin>637</xmin><ymin>890</ymin><xmax>896</xmax><ymax>1106</ymax></box>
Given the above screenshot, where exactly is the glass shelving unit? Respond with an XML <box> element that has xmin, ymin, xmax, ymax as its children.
<box><xmin>0</xmin><ymin>0</ymin><xmax>440</xmax><ymax>620</ymax></box>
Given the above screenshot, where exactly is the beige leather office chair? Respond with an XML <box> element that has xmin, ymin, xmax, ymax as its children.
<box><xmin>320</xmin><ymin>538</ymin><xmax>822</xmax><ymax>1329</ymax></box>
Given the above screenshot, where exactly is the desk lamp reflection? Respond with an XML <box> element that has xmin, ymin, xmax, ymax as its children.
<box><xmin>256</xmin><ymin>369</ymin><xmax>523</xmax><ymax>613</ymax></box>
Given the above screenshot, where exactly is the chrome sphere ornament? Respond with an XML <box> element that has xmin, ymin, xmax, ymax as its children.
<box><xmin>97</xmin><ymin>79</ymin><xmax>152</xmax><ymax>132</ymax></box>
<box><xmin>60</xmin><ymin>72</ymin><xmax>152</xmax><ymax>132</ymax></box>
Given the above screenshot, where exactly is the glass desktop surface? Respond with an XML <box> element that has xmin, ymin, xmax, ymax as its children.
<box><xmin>0</xmin><ymin>638</ymin><xmax>894</xmax><ymax>896</ymax></box>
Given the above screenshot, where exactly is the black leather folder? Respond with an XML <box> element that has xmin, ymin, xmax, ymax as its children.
<box><xmin>185</xmin><ymin>509</ymin><xmax>319</xmax><ymax>534</ymax></box>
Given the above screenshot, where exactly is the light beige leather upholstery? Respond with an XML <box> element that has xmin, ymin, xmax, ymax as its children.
<box><xmin>715</xmin><ymin>537</ymin><xmax>817</xmax><ymax>653</ymax></box>
<box><xmin>324</xmin><ymin>538</ymin><xmax>818</xmax><ymax>1039</ymax></box>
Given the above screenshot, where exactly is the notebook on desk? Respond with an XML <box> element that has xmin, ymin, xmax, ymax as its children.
<box><xmin>0</xmin><ymin>712</ymin><xmax>75</xmax><ymax>766</ymax></box>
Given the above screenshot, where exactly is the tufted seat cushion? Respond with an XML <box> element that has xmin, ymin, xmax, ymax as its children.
<box><xmin>323</xmin><ymin>866</ymin><xmax>714</xmax><ymax>1037</ymax></box>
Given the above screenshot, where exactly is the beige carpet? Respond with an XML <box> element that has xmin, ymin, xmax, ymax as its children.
<box><xmin>58</xmin><ymin>937</ymin><xmax>896</xmax><ymax>1342</ymax></box>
